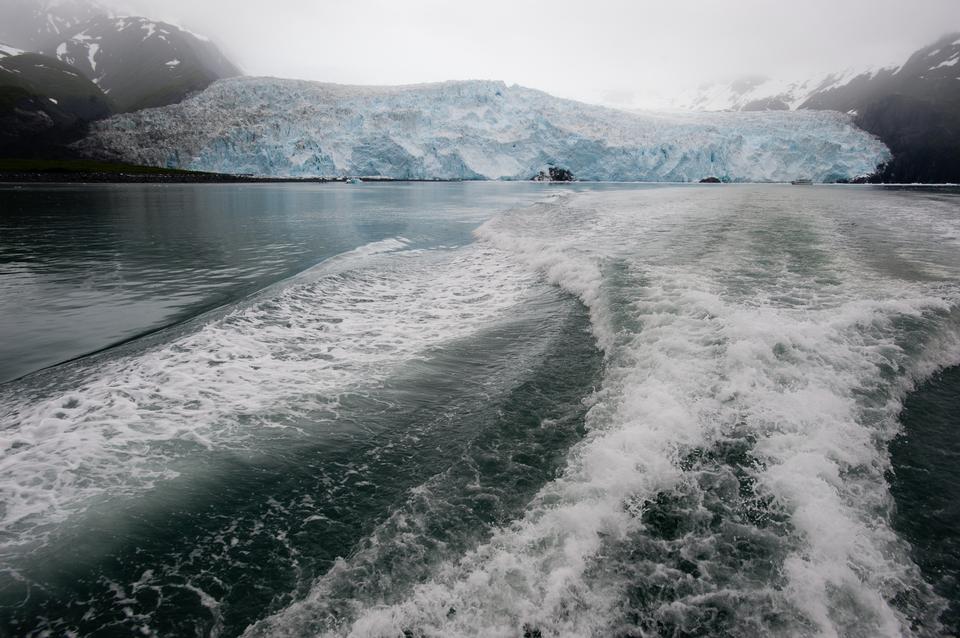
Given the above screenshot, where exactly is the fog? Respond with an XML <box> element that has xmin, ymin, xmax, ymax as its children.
<box><xmin>106</xmin><ymin>0</ymin><xmax>960</xmax><ymax>107</ymax></box>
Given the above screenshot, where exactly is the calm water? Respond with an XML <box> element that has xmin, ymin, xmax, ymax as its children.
<box><xmin>0</xmin><ymin>183</ymin><xmax>959</xmax><ymax>637</ymax></box>
<box><xmin>0</xmin><ymin>182</ymin><xmax>547</xmax><ymax>383</ymax></box>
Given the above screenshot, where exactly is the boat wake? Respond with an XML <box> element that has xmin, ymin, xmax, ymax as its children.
<box><xmin>250</xmin><ymin>188</ymin><xmax>960</xmax><ymax>637</ymax></box>
<box><xmin>4</xmin><ymin>186</ymin><xmax>960</xmax><ymax>637</ymax></box>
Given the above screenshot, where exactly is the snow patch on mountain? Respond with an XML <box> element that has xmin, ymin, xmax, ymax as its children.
<box><xmin>78</xmin><ymin>77</ymin><xmax>889</xmax><ymax>182</ymax></box>
<box><xmin>0</xmin><ymin>0</ymin><xmax>109</xmax><ymax>52</ymax></box>
<box><xmin>0</xmin><ymin>43</ymin><xmax>25</xmax><ymax>58</ymax></box>
<box><xmin>932</xmin><ymin>55</ymin><xmax>958</xmax><ymax>70</ymax></box>
<box><xmin>669</xmin><ymin>66</ymin><xmax>899</xmax><ymax>112</ymax></box>
<box><xmin>47</xmin><ymin>14</ymin><xmax>241</xmax><ymax>111</ymax></box>
<box><xmin>86</xmin><ymin>41</ymin><xmax>98</xmax><ymax>71</ymax></box>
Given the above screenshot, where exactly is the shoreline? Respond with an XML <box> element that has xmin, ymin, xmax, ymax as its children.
<box><xmin>0</xmin><ymin>171</ymin><xmax>340</xmax><ymax>184</ymax></box>
<box><xmin>1</xmin><ymin>174</ymin><xmax>957</xmax><ymax>186</ymax></box>
<box><xmin>0</xmin><ymin>160</ymin><xmax>956</xmax><ymax>187</ymax></box>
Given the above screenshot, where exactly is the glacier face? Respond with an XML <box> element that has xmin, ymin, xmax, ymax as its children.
<box><xmin>77</xmin><ymin>77</ymin><xmax>890</xmax><ymax>182</ymax></box>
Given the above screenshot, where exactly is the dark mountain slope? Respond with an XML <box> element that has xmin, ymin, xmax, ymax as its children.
<box><xmin>800</xmin><ymin>33</ymin><xmax>960</xmax><ymax>182</ymax></box>
<box><xmin>0</xmin><ymin>50</ymin><xmax>113</xmax><ymax>156</ymax></box>
<box><xmin>0</xmin><ymin>1</ymin><xmax>242</xmax><ymax>114</ymax></box>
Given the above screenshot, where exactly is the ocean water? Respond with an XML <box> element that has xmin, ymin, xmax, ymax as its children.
<box><xmin>0</xmin><ymin>183</ymin><xmax>549</xmax><ymax>383</ymax></box>
<box><xmin>0</xmin><ymin>183</ymin><xmax>958</xmax><ymax>637</ymax></box>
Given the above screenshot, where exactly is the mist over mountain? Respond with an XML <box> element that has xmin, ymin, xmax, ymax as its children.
<box><xmin>662</xmin><ymin>32</ymin><xmax>960</xmax><ymax>182</ymax></box>
<box><xmin>51</xmin><ymin>15</ymin><xmax>241</xmax><ymax>111</ymax></box>
<box><xmin>0</xmin><ymin>0</ymin><xmax>239</xmax><ymax>116</ymax></box>
<box><xmin>801</xmin><ymin>33</ymin><xmax>960</xmax><ymax>183</ymax></box>
<box><xmin>667</xmin><ymin>69</ymin><xmax>885</xmax><ymax>113</ymax></box>
<box><xmin>0</xmin><ymin>0</ymin><xmax>108</xmax><ymax>52</ymax></box>
<box><xmin>0</xmin><ymin>0</ymin><xmax>240</xmax><ymax>156</ymax></box>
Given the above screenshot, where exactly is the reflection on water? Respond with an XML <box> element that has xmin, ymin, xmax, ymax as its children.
<box><xmin>0</xmin><ymin>182</ymin><xmax>544</xmax><ymax>382</ymax></box>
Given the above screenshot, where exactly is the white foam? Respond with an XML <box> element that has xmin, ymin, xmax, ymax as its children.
<box><xmin>252</xmin><ymin>189</ymin><xmax>960</xmax><ymax>637</ymax></box>
<box><xmin>0</xmin><ymin>238</ymin><xmax>541</xmax><ymax>554</ymax></box>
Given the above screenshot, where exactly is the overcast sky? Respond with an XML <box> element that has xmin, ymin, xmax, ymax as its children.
<box><xmin>106</xmin><ymin>0</ymin><xmax>960</xmax><ymax>108</ymax></box>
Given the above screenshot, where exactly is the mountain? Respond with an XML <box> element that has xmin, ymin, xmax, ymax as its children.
<box><xmin>50</xmin><ymin>15</ymin><xmax>242</xmax><ymax>112</ymax></box>
<box><xmin>0</xmin><ymin>0</ymin><xmax>108</xmax><ymax>52</ymax></box>
<box><xmin>74</xmin><ymin>78</ymin><xmax>889</xmax><ymax>182</ymax></box>
<box><xmin>0</xmin><ymin>0</ymin><xmax>241</xmax><ymax>114</ymax></box>
<box><xmin>0</xmin><ymin>49</ymin><xmax>113</xmax><ymax>156</ymax></box>
<box><xmin>669</xmin><ymin>33</ymin><xmax>960</xmax><ymax>182</ymax></box>
<box><xmin>800</xmin><ymin>33</ymin><xmax>960</xmax><ymax>183</ymax></box>
<box><xmin>669</xmin><ymin>68</ymin><xmax>894</xmax><ymax>113</ymax></box>
<box><xmin>0</xmin><ymin>44</ymin><xmax>26</xmax><ymax>59</ymax></box>
<box><xmin>799</xmin><ymin>35</ymin><xmax>960</xmax><ymax>112</ymax></box>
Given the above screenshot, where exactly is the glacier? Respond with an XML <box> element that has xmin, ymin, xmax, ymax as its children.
<box><xmin>76</xmin><ymin>77</ymin><xmax>890</xmax><ymax>182</ymax></box>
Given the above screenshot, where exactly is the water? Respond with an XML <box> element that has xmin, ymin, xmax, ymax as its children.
<box><xmin>890</xmin><ymin>366</ymin><xmax>960</xmax><ymax>631</ymax></box>
<box><xmin>0</xmin><ymin>182</ymin><xmax>546</xmax><ymax>383</ymax></box>
<box><xmin>1</xmin><ymin>183</ymin><xmax>959</xmax><ymax>637</ymax></box>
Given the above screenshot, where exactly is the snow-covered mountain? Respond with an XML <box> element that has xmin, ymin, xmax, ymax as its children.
<box><xmin>77</xmin><ymin>78</ymin><xmax>889</xmax><ymax>182</ymax></box>
<box><xmin>0</xmin><ymin>43</ymin><xmax>26</xmax><ymax>59</ymax></box>
<box><xmin>800</xmin><ymin>33</ymin><xmax>960</xmax><ymax>112</ymax></box>
<box><xmin>668</xmin><ymin>67</ymin><xmax>898</xmax><ymax>113</ymax></box>
<box><xmin>0</xmin><ymin>0</ymin><xmax>240</xmax><ymax>113</ymax></box>
<box><xmin>660</xmin><ymin>32</ymin><xmax>960</xmax><ymax>182</ymax></box>
<box><xmin>800</xmin><ymin>32</ymin><xmax>960</xmax><ymax>182</ymax></box>
<box><xmin>50</xmin><ymin>15</ymin><xmax>242</xmax><ymax>111</ymax></box>
<box><xmin>664</xmin><ymin>35</ymin><xmax>960</xmax><ymax>119</ymax></box>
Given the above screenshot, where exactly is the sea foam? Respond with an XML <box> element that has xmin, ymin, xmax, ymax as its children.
<box><xmin>0</xmin><ymin>238</ymin><xmax>541</xmax><ymax>555</ymax></box>
<box><xmin>249</xmin><ymin>187</ymin><xmax>960</xmax><ymax>637</ymax></box>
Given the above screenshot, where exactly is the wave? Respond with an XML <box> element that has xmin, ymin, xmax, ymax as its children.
<box><xmin>250</xmin><ymin>188</ymin><xmax>960</xmax><ymax>637</ymax></box>
<box><xmin>0</xmin><ymin>237</ymin><xmax>542</xmax><ymax>557</ymax></box>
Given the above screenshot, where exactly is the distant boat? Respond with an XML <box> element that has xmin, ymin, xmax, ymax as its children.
<box><xmin>791</xmin><ymin>179</ymin><xmax>813</xmax><ymax>185</ymax></box>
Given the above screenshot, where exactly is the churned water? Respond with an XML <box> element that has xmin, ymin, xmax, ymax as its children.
<box><xmin>1</xmin><ymin>183</ymin><xmax>958</xmax><ymax>637</ymax></box>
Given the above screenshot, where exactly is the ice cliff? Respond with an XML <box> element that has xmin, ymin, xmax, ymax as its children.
<box><xmin>76</xmin><ymin>78</ymin><xmax>890</xmax><ymax>181</ymax></box>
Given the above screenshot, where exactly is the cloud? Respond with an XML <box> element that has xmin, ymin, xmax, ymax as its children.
<box><xmin>104</xmin><ymin>0</ymin><xmax>960</xmax><ymax>107</ymax></box>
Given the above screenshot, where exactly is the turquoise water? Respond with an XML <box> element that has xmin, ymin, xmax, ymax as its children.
<box><xmin>0</xmin><ymin>183</ymin><xmax>958</xmax><ymax>637</ymax></box>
